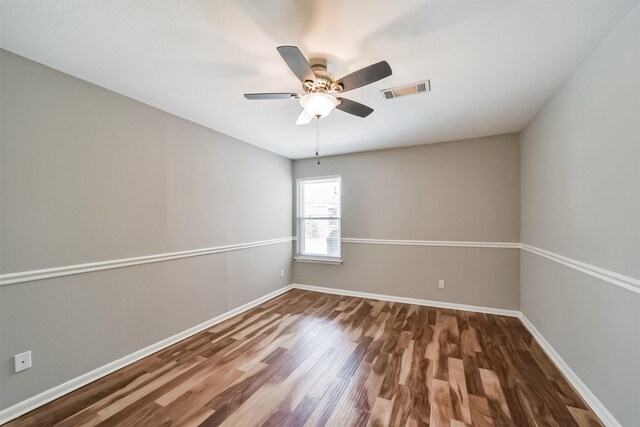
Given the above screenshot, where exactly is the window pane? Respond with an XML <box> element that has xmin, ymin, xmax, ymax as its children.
<box><xmin>300</xmin><ymin>219</ymin><xmax>341</xmax><ymax>258</ymax></box>
<box><xmin>299</xmin><ymin>180</ymin><xmax>340</xmax><ymax>218</ymax></box>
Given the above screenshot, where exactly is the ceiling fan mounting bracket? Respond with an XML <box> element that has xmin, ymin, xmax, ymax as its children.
<box><xmin>310</xmin><ymin>63</ymin><xmax>327</xmax><ymax>72</ymax></box>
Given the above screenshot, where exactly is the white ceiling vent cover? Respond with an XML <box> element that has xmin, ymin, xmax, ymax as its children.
<box><xmin>381</xmin><ymin>80</ymin><xmax>431</xmax><ymax>99</ymax></box>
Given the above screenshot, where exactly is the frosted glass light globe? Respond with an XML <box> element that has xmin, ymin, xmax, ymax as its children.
<box><xmin>300</xmin><ymin>93</ymin><xmax>338</xmax><ymax>118</ymax></box>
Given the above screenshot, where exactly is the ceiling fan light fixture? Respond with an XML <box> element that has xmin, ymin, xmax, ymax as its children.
<box><xmin>300</xmin><ymin>93</ymin><xmax>338</xmax><ymax>118</ymax></box>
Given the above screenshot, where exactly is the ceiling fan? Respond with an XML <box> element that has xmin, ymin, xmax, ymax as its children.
<box><xmin>244</xmin><ymin>46</ymin><xmax>392</xmax><ymax>125</ymax></box>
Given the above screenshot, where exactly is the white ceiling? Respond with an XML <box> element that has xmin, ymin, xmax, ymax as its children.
<box><xmin>1</xmin><ymin>1</ymin><xmax>637</xmax><ymax>159</ymax></box>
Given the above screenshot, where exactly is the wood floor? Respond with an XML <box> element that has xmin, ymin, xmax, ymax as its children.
<box><xmin>6</xmin><ymin>289</ymin><xmax>601</xmax><ymax>427</ymax></box>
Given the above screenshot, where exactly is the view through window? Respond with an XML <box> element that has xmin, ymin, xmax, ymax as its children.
<box><xmin>297</xmin><ymin>176</ymin><xmax>341</xmax><ymax>259</ymax></box>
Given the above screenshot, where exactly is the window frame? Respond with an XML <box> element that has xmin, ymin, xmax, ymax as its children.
<box><xmin>295</xmin><ymin>175</ymin><xmax>342</xmax><ymax>264</ymax></box>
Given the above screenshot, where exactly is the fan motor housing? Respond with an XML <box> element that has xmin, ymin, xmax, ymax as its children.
<box><xmin>305</xmin><ymin>64</ymin><xmax>338</xmax><ymax>93</ymax></box>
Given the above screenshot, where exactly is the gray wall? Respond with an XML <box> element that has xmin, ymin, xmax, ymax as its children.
<box><xmin>0</xmin><ymin>50</ymin><xmax>293</xmax><ymax>410</ymax></box>
<box><xmin>293</xmin><ymin>134</ymin><xmax>521</xmax><ymax>309</ymax></box>
<box><xmin>520</xmin><ymin>5</ymin><xmax>640</xmax><ymax>426</ymax></box>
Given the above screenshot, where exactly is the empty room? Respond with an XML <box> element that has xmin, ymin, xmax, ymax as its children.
<box><xmin>0</xmin><ymin>1</ymin><xmax>638</xmax><ymax>426</ymax></box>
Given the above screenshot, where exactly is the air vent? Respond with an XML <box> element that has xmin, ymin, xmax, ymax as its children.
<box><xmin>381</xmin><ymin>80</ymin><xmax>431</xmax><ymax>100</ymax></box>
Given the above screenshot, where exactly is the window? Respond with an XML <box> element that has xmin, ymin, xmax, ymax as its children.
<box><xmin>296</xmin><ymin>176</ymin><xmax>341</xmax><ymax>262</ymax></box>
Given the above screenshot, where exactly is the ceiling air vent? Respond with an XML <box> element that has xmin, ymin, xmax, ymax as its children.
<box><xmin>381</xmin><ymin>80</ymin><xmax>431</xmax><ymax>100</ymax></box>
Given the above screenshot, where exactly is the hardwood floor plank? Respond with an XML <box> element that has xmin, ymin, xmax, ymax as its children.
<box><xmin>429</xmin><ymin>379</ymin><xmax>453</xmax><ymax>427</ymax></box>
<box><xmin>287</xmin><ymin>395</ymin><xmax>319</xmax><ymax>427</ymax></box>
<box><xmin>461</xmin><ymin>327</ymin><xmax>482</xmax><ymax>356</ymax></box>
<box><xmin>97</xmin><ymin>402</ymin><xmax>172</xmax><ymax>427</ymax></box>
<box><xmin>3</xmin><ymin>289</ymin><xmax>602</xmax><ymax>427</ymax></box>
<box><xmin>91</xmin><ymin>357</ymin><xmax>204</xmax><ymax>425</ymax></box>
<box><xmin>306</xmin><ymin>341</ymin><xmax>358</xmax><ymax>400</ymax></box>
<box><xmin>468</xmin><ymin>394</ymin><xmax>495</xmax><ymax>427</ymax></box>
<box><xmin>303</xmin><ymin>376</ymin><xmax>350</xmax><ymax>427</ymax></box>
<box><xmin>216</xmin><ymin>356</ymin><xmax>317</xmax><ymax>427</ymax></box>
<box><xmin>52</xmin><ymin>369</ymin><xmax>162</xmax><ymax>427</ymax></box>
<box><xmin>337</xmin><ymin>337</ymin><xmax>374</xmax><ymax>380</ymax></box>
<box><xmin>324</xmin><ymin>360</ymin><xmax>373</xmax><ymax>426</ymax></box>
<box><xmin>354</xmin><ymin>351</ymin><xmax>388</xmax><ymax>413</ymax></box>
<box><xmin>379</xmin><ymin>347</ymin><xmax>403</xmax><ymax>400</ymax></box>
<box><xmin>567</xmin><ymin>406</ymin><xmax>604</xmax><ymax>427</ymax></box>
<box><xmin>368</xmin><ymin>397</ymin><xmax>393</xmax><ymax>427</ymax></box>
<box><xmin>448</xmin><ymin>357</ymin><xmax>472</xmax><ymax>425</ymax></box>
<box><xmin>398</xmin><ymin>340</ymin><xmax>414</xmax><ymax>385</ymax></box>
<box><xmin>479</xmin><ymin>368</ymin><xmax>512</xmax><ymax>422</ymax></box>
<box><xmin>278</xmin><ymin>347</ymin><xmax>338</xmax><ymax>413</ymax></box>
<box><xmin>408</xmin><ymin>357</ymin><xmax>431</xmax><ymax>424</ymax></box>
<box><xmin>262</xmin><ymin>409</ymin><xmax>291</xmax><ymax>427</ymax></box>
<box><xmin>175</xmin><ymin>406</ymin><xmax>214</xmax><ymax>427</ymax></box>
<box><xmin>388</xmin><ymin>384</ymin><xmax>412</xmax><ymax>427</ymax></box>
<box><xmin>407</xmin><ymin>307</ymin><xmax>432</xmax><ymax>425</ymax></box>
<box><xmin>163</xmin><ymin>369</ymin><xmax>244</xmax><ymax>426</ymax></box>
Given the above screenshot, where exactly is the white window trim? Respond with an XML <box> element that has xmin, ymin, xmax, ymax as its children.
<box><xmin>296</xmin><ymin>175</ymin><xmax>342</xmax><ymax>263</ymax></box>
<box><xmin>294</xmin><ymin>256</ymin><xmax>343</xmax><ymax>265</ymax></box>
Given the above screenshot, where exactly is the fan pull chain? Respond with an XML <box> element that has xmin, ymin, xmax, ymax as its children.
<box><xmin>315</xmin><ymin>116</ymin><xmax>320</xmax><ymax>165</ymax></box>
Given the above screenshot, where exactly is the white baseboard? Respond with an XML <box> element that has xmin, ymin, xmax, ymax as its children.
<box><xmin>518</xmin><ymin>313</ymin><xmax>621</xmax><ymax>427</ymax></box>
<box><xmin>0</xmin><ymin>285</ymin><xmax>293</xmax><ymax>425</ymax></box>
<box><xmin>290</xmin><ymin>283</ymin><xmax>520</xmax><ymax>317</ymax></box>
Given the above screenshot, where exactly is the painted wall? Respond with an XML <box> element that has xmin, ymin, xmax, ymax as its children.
<box><xmin>0</xmin><ymin>50</ymin><xmax>293</xmax><ymax>410</ymax></box>
<box><xmin>293</xmin><ymin>134</ymin><xmax>521</xmax><ymax>309</ymax></box>
<box><xmin>520</xmin><ymin>5</ymin><xmax>640</xmax><ymax>426</ymax></box>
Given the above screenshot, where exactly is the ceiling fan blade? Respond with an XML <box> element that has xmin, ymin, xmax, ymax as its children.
<box><xmin>244</xmin><ymin>93</ymin><xmax>297</xmax><ymax>100</ymax></box>
<box><xmin>336</xmin><ymin>98</ymin><xmax>374</xmax><ymax>118</ymax></box>
<box><xmin>276</xmin><ymin>46</ymin><xmax>315</xmax><ymax>83</ymax></box>
<box><xmin>296</xmin><ymin>110</ymin><xmax>314</xmax><ymax>125</ymax></box>
<box><xmin>334</xmin><ymin>61</ymin><xmax>392</xmax><ymax>93</ymax></box>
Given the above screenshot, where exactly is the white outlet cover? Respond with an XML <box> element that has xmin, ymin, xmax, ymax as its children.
<box><xmin>438</xmin><ymin>280</ymin><xmax>445</xmax><ymax>289</ymax></box>
<box><xmin>14</xmin><ymin>351</ymin><xmax>32</xmax><ymax>373</ymax></box>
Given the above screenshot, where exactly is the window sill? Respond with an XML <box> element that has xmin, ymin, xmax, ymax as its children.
<box><xmin>294</xmin><ymin>256</ymin><xmax>343</xmax><ymax>265</ymax></box>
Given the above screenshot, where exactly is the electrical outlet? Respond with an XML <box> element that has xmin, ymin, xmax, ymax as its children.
<box><xmin>438</xmin><ymin>280</ymin><xmax>445</xmax><ymax>289</ymax></box>
<box><xmin>14</xmin><ymin>351</ymin><xmax>32</xmax><ymax>373</ymax></box>
<box><xmin>280</xmin><ymin>269</ymin><xmax>285</xmax><ymax>278</ymax></box>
